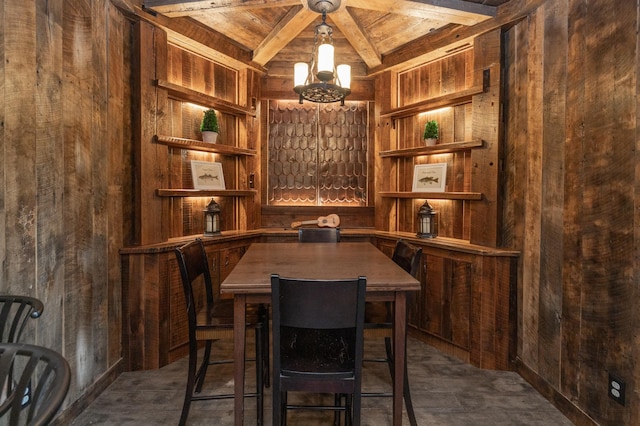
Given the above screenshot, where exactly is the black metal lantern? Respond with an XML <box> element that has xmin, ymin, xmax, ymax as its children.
<box><xmin>417</xmin><ymin>200</ymin><xmax>437</xmax><ymax>238</ymax></box>
<box><xmin>203</xmin><ymin>198</ymin><xmax>221</xmax><ymax>236</ymax></box>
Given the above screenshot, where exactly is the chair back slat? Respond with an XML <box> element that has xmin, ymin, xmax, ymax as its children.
<box><xmin>276</xmin><ymin>278</ymin><xmax>362</xmax><ymax>330</ymax></box>
<box><xmin>0</xmin><ymin>296</ymin><xmax>44</xmax><ymax>343</ymax></box>
<box><xmin>298</xmin><ymin>228</ymin><xmax>340</xmax><ymax>243</ymax></box>
<box><xmin>175</xmin><ymin>239</ymin><xmax>216</xmax><ymax>333</ymax></box>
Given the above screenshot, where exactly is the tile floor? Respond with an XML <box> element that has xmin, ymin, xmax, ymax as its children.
<box><xmin>70</xmin><ymin>337</ymin><xmax>573</xmax><ymax>425</ymax></box>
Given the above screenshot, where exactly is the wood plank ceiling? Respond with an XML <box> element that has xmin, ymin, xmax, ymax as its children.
<box><xmin>143</xmin><ymin>0</ymin><xmax>511</xmax><ymax>77</ymax></box>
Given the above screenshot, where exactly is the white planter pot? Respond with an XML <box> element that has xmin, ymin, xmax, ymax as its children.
<box><xmin>424</xmin><ymin>138</ymin><xmax>437</xmax><ymax>146</ymax></box>
<box><xmin>202</xmin><ymin>131</ymin><xmax>218</xmax><ymax>143</ymax></box>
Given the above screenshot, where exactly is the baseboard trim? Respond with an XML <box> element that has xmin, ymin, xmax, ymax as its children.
<box><xmin>52</xmin><ymin>358</ymin><xmax>125</xmax><ymax>425</ymax></box>
<box><xmin>514</xmin><ymin>358</ymin><xmax>597</xmax><ymax>425</ymax></box>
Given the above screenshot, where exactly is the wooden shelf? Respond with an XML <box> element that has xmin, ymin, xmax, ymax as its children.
<box><xmin>156</xmin><ymin>189</ymin><xmax>257</xmax><ymax>197</ymax></box>
<box><xmin>154</xmin><ymin>135</ymin><xmax>256</xmax><ymax>156</ymax></box>
<box><xmin>379</xmin><ymin>139</ymin><xmax>484</xmax><ymax>157</ymax></box>
<box><xmin>155</xmin><ymin>79</ymin><xmax>256</xmax><ymax>117</ymax></box>
<box><xmin>379</xmin><ymin>191</ymin><xmax>483</xmax><ymax>200</ymax></box>
<box><xmin>380</xmin><ymin>70</ymin><xmax>489</xmax><ymax>121</ymax></box>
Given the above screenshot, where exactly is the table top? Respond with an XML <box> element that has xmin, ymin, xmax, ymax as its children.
<box><xmin>221</xmin><ymin>242</ymin><xmax>421</xmax><ymax>294</ymax></box>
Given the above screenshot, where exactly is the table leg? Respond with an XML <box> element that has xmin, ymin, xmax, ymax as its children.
<box><xmin>393</xmin><ymin>292</ymin><xmax>407</xmax><ymax>426</ymax></box>
<box><xmin>234</xmin><ymin>295</ymin><xmax>247</xmax><ymax>426</ymax></box>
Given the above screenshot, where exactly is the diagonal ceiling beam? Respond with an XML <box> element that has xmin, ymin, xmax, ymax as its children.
<box><xmin>369</xmin><ymin>0</ymin><xmax>544</xmax><ymax>75</ymax></box>
<box><xmin>330</xmin><ymin>9</ymin><xmax>382</xmax><ymax>68</ymax></box>
<box><xmin>347</xmin><ymin>0</ymin><xmax>495</xmax><ymax>26</ymax></box>
<box><xmin>144</xmin><ymin>0</ymin><xmax>301</xmax><ymax>17</ymax></box>
<box><xmin>135</xmin><ymin>5</ymin><xmax>265</xmax><ymax>72</ymax></box>
<box><xmin>252</xmin><ymin>6</ymin><xmax>318</xmax><ymax>66</ymax></box>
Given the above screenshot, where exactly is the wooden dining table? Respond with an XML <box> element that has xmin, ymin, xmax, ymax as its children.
<box><xmin>221</xmin><ymin>242</ymin><xmax>421</xmax><ymax>425</ymax></box>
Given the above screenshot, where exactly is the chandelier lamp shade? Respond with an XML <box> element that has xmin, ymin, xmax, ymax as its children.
<box><xmin>294</xmin><ymin>0</ymin><xmax>351</xmax><ymax>105</ymax></box>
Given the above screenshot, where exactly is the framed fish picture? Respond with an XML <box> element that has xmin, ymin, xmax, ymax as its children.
<box><xmin>412</xmin><ymin>163</ymin><xmax>447</xmax><ymax>192</ymax></box>
<box><xmin>191</xmin><ymin>160</ymin><xmax>226</xmax><ymax>190</ymax></box>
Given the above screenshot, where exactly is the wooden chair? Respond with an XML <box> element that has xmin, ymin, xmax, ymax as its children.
<box><xmin>271</xmin><ymin>274</ymin><xmax>366</xmax><ymax>426</ymax></box>
<box><xmin>175</xmin><ymin>239</ymin><xmax>267</xmax><ymax>426</ymax></box>
<box><xmin>298</xmin><ymin>227</ymin><xmax>340</xmax><ymax>243</ymax></box>
<box><xmin>0</xmin><ymin>342</ymin><xmax>70</xmax><ymax>426</ymax></box>
<box><xmin>363</xmin><ymin>239</ymin><xmax>422</xmax><ymax>426</ymax></box>
<box><xmin>0</xmin><ymin>296</ymin><xmax>44</xmax><ymax>343</ymax></box>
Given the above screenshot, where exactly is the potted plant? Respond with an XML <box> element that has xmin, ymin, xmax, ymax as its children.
<box><xmin>423</xmin><ymin>120</ymin><xmax>438</xmax><ymax>146</ymax></box>
<box><xmin>200</xmin><ymin>109</ymin><xmax>219</xmax><ymax>143</ymax></box>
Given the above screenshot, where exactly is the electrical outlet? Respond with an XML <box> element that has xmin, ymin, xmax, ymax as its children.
<box><xmin>609</xmin><ymin>374</ymin><xmax>626</xmax><ymax>406</ymax></box>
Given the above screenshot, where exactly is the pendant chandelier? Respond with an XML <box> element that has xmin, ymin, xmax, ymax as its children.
<box><xmin>294</xmin><ymin>0</ymin><xmax>351</xmax><ymax>105</ymax></box>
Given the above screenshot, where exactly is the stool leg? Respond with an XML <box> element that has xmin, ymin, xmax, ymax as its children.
<box><xmin>255</xmin><ymin>325</ymin><xmax>264</xmax><ymax>426</ymax></box>
<box><xmin>179</xmin><ymin>338</ymin><xmax>199</xmax><ymax>426</ymax></box>
<box><xmin>384</xmin><ymin>337</ymin><xmax>417</xmax><ymax>426</ymax></box>
<box><xmin>260</xmin><ymin>304</ymin><xmax>270</xmax><ymax>388</ymax></box>
<box><xmin>195</xmin><ymin>340</ymin><xmax>212</xmax><ymax>393</ymax></box>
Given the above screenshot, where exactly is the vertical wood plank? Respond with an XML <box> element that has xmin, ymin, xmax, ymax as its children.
<box><xmin>560</xmin><ymin>0</ymin><xmax>586</xmax><ymax>403</ymax></box>
<box><xmin>62</xmin><ymin>0</ymin><xmax>96</xmax><ymax>389</ymax></box>
<box><xmin>106</xmin><ymin>2</ymin><xmax>128</xmax><ymax>365</ymax></box>
<box><xmin>470</xmin><ymin>29</ymin><xmax>502</xmax><ymax>246</ymax></box>
<box><xmin>538</xmin><ymin>0</ymin><xmax>567</xmax><ymax>387</ymax></box>
<box><xmin>4</xmin><ymin>0</ymin><xmax>38</xmax><ymax>344</ymax></box>
<box><xmin>133</xmin><ymin>22</ymin><xmax>168</xmax><ymax>244</ymax></box>
<box><xmin>521</xmin><ymin>9</ymin><xmax>543</xmax><ymax>368</ymax></box>
<box><xmin>502</xmin><ymin>7</ymin><xmax>531</xmax><ymax>368</ymax></box>
<box><xmin>35</xmin><ymin>0</ymin><xmax>64</xmax><ymax>356</ymax></box>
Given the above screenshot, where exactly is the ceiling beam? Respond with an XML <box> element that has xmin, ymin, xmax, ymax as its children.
<box><xmin>369</xmin><ymin>0</ymin><xmax>545</xmax><ymax>75</ymax></box>
<box><xmin>135</xmin><ymin>5</ymin><xmax>266</xmax><ymax>73</ymax></box>
<box><xmin>252</xmin><ymin>6</ymin><xmax>318</xmax><ymax>66</ymax></box>
<box><xmin>330</xmin><ymin>8</ymin><xmax>382</xmax><ymax>68</ymax></box>
<box><xmin>144</xmin><ymin>0</ymin><xmax>301</xmax><ymax>17</ymax></box>
<box><xmin>346</xmin><ymin>0</ymin><xmax>495</xmax><ymax>26</ymax></box>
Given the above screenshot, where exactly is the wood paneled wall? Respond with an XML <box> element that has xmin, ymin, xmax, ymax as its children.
<box><xmin>503</xmin><ymin>0</ymin><xmax>640</xmax><ymax>423</ymax></box>
<box><xmin>0</xmin><ymin>0</ymin><xmax>132</xmax><ymax>417</ymax></box>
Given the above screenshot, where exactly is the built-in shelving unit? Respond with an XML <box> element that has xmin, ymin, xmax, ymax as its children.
<box><xmin>379</xmin><ymin>68</ymin><xmax>492</xmax><ymax>235</ymax></box>
<box><xmin>152</xmin><ymin>83</ymin><xmax>256</xmax><ymax>202</ymax></box>
<box><xmin>142</xmin><ymin>51</ymin><xmax>260</xmax><ymax>240</ymax></box>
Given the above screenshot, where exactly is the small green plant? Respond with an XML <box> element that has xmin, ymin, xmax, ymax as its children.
<box><xmin>423</xmin><ymin>120</ymin><xmax>438</xmax><ymax>139</ymax></box>
<box><xmin>200</xmin><ymin>109</ymin><xmax>219</xmax><ymax>133</ymax></box>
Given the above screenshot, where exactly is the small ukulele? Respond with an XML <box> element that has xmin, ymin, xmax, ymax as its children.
<box><xmin>291</xmin><ymin>214</ymin><xmax>340</xmax><ymax>229</ymax></box>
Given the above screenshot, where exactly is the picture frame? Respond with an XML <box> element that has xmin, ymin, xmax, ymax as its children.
<box><xmin>191</xmin><ymin>160</ymin><xmax>226</xmax><ymax>190</ymax></box>
<box><xmin>412</xmin><ymin>163</ymin><xmax>447</xmax><ymax>192</ymax></box>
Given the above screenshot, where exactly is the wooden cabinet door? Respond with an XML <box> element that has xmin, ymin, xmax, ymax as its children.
<box><xmin>412</xmin><ymin>254</ymin><xmax>472</xmax><ymax>350</ymax></box>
